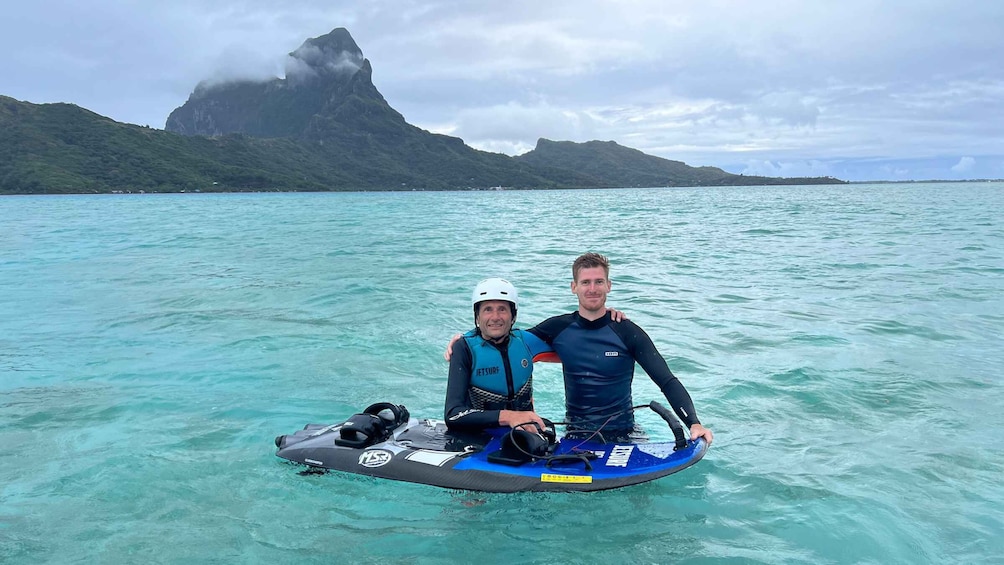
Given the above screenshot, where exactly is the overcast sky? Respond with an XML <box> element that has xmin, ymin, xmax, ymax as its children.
<box><xmin>3</xmin><ymin>0</ymin><xmax>1003</xmax><ymax>181</ymax></box>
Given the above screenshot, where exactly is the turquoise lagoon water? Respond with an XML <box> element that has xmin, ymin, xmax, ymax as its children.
<box><xmin>1</xmin><ymin>183</ymin><xmax>1002</xmax><ymax>564</ymax></box>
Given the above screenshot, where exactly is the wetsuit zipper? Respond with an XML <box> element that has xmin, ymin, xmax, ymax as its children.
<box><xmin>492</xmin><ymin>341</ymin><xmax>517</xmax><ymax>409</ymax></box>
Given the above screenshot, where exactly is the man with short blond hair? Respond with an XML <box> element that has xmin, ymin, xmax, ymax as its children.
<box><xmin>527</xmin><ymin>252</ymin><xmax>713</xmax><ymax>443</ymax></box>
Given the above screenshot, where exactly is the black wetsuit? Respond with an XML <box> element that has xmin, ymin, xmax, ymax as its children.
<box><xmin>528</xmin><ymin>311</ymin><xmax>700</xmax><ymax>436</ymax></box>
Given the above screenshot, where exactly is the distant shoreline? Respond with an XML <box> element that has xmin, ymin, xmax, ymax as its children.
<box><xmin>848</xmin><ymin>178</ymin><xmax>1004</xmax><ymax>184</ymax></box>
<box><xmin>4</xmin><ymin>179</ymin><xmax>1001</xmax><ymax>197</ymax></box>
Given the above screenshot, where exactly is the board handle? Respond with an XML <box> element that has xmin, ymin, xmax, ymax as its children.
<box><xmin>649</xmin><ymin>401</ymin><xmax>688</xmax><ymax>451</ymax></box>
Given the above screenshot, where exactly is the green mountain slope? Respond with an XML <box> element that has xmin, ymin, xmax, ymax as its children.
<box><xmin>1</xmin><ymin>27</ymin><xmax>845</xmax><ymax>195</ymax></box>
<box><xmin>1</xmin><ymin>95</ymin><xmax>569</xmax><ymax>194</ymax></box>
<box><xmin>518</xmin><ymin>139</ymin><xmax>841</xmax><ymax>187</ymax></box>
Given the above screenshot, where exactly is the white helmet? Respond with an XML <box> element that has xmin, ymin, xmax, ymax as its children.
<box><xmin>471</xmin><ymin>278</ymin><xmax>519</xmax><ymax>321</ymax></box>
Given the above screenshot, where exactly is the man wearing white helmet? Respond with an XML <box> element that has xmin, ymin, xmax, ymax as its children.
<box><xmin>444</xmin><ymin>278</ymin><xmax>550</xmax><ymax>431</ymax></box>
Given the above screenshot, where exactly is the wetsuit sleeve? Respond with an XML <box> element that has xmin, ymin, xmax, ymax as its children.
<box><xmin>526</xmin><ymin>313</ymin><xmax>575</xmax><ymax>345</ymax></box>
<box><xmin>613</xmin><ymin>321</ymin><xmax>701</xmax><ymax>427</ymax></box>
<box><xmin>518</xmin><ymin>329</ymin><xmax>553</xmax><ymax>357</ymax></box>
<box><xmin>444</xmin><ymin>338</ymin><xmax>501</xmax><ymax>429</ymax></box>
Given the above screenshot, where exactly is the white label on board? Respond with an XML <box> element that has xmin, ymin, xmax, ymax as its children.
<box><xmin>404</xmin><ymin>450</ymin><xmax>457</xmax><ymax>467</ymax></box>
<box><xmin>605</xmin><ymin>445</ymin><xmax>634</xmax><ymax>467</ymax></box>
<box><xmin>358</xmin><ymin>449</ymin><xmax>394</xmax><ymax>468</ymax></box>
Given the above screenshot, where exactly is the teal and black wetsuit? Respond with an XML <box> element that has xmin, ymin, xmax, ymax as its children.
<box><xmin>444</xmin><ymin>329</ymin><xmax>551</xmax><ymax>429</ymax></box>
<box><xmin>527</xmin><ymin>311</ymin><xmax>700</xmax><ymax>437</ymax></box>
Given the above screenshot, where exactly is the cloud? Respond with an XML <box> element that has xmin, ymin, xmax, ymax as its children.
<box><xmin>430</xmin><ymin>101</ymin><xmax>600</xmax><ymax>155</ymax></box>
<box><xmin>951</xmin><ymin>156</ymin><xmax>976</xmax><ymax>173</ymax></box>
<box><xmin>747</xmin><ymin>92</ymin><xmax>820</xmax><ymax>128</ymax></box>
<box><xmin>196</xmin><ymin>45</ymin><xmax>285</xmax><ymax>90</ymax></box>
<box><xmin>194</xmin><ymin>36</ymin><xmax>367</xmax><ymax>91</ymax></box>
<box><xmin>287</xmin><ymin>44</ymin><xmax>364</xmax><ymax>79</ymax></box>
<box><xmin>4</xmin><ymin>1</ymin><xmax>1004</xmax><ymax>179</ymax></box>
<box><xmin>740</xmin><ymin>159</ymin><xmax>834</xmax><ymax>178</ymax></box>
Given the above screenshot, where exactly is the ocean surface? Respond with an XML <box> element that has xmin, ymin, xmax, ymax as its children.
<box><xmin>2</xmin><ymin>183</ymin><xmax>1002</xmax><ymax>564</ymax></box>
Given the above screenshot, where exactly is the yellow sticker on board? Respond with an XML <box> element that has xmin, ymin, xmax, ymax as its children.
<box><xmin>540</xmin><ymin>473</ymin><xmax>593</xmax><ymax>484</ymax></box>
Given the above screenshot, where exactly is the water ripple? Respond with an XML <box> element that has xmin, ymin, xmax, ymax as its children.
<box><xmin>2</xmin><ymin>184</ymin><xmax>1003</xmax><ymax>563</ymax></box>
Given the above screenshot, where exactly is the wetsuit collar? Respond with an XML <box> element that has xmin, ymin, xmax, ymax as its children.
<box><xmin>477</xmin><ymin>330</ymin><xmax>511</xmax><ymax>347</ymax></box>
<box><xmin>574</xmin><ymin>311</ymin><xmax>612</xmax><ymax>329</ymax></box>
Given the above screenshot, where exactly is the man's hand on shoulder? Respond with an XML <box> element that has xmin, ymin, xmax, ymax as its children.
<box><xmin>444</xmin><ymin>333</ymin><xmax>463</xmax><ymax>361</ymax></box>
<box><xmin>606</xmin><ymin>307</ymin><xmax>628</xmax><ymax>322</ymax></box>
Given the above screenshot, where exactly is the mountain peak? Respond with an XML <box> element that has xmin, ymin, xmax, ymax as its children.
<box><xmin>165</xmin><ymin>27</ymin><xmax>395</xmax><ymax>138</ymax></box>
<box><xmin>286</xmin><ymin>27</ymin><xmax>365</xmax><ymax>82</ymax></box>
